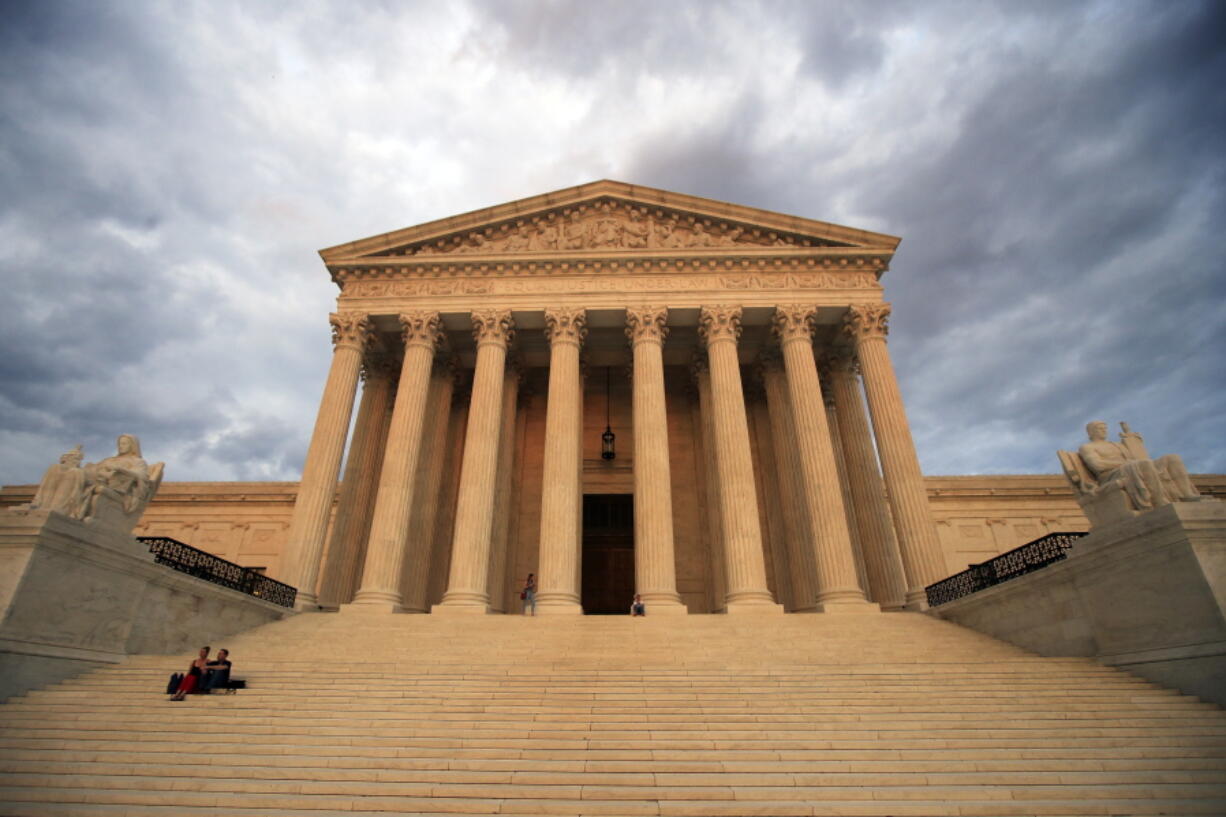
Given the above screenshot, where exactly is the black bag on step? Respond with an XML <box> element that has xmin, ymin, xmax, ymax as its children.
<box><xmin>166</xmin><ymin>672</ymin><xmax>183</xmax><ymax>695</ymax></box>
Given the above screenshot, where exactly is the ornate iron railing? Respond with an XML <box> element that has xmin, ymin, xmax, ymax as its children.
<box><xmin>925</xmin><ymin>531</ymin><xmax>1088</xmax><ymax>607</ymax></box>
<box><xmin>137</xmin><ymin>536</ymin><xmax>297</xmax><ymax>608</ymax></box>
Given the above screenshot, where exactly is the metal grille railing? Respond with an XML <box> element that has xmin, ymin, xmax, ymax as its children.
<box><xmin>138</xmin><ymin>536</ymin><xmax>297</xmax><ymax>608</ymax></box>
<box><xmin>925</xmin><ymin>531</ymin><xmax>1087</xmax><ymax>607</ymax></box>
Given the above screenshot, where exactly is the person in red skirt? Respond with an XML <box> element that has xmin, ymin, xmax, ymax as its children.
<box><xmin>170</xmin><ymin>646</ymin><xmax>210</xmax><ymax>701</ymax></box>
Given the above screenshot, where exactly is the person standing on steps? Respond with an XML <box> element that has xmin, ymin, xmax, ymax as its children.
<box><xmin>630</xmin><ymin>594</ymin><xmax>646</xmax><ymax>617</ymax></box>
<box><xmin>521</xmin><ymin>573</ymin><xmax>537</xmax><ymax>615</ymax></box>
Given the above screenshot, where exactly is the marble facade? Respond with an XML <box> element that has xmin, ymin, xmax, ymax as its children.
<box><xmin>4</xmin><ymin>182</ymin><xmax>1223</xmax><ymax>614</ymax></box>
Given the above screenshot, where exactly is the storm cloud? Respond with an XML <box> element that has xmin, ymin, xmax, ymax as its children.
<box><xmin>1</xmin><ymin>0</ymin><xmax>1223</xmax><ymax>484</ymax></box>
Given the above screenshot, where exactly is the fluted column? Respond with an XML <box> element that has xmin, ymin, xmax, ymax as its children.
<box><xmin>399</xmin><ymin>356</ymin><xmax>458</xmax><ymax>613</ymax></box>
<box><xmin>536</xmin><ymin>307</ymin><xmax>587</xmax><ymax>614</ymax></box>
<box><xmin>825</xmin><ymin>349</ymin><xmax>907</xmax><ymax>609</ymax></box>
<box><xmin>844</xmin><ymin>303</ymin><xmax>946</xmax><ymax>607</ymax></box>
<box><xmin>348</xmin><ymin>312</ymin><xmax>443</xmax><ymax>611</ymax></box>
<box><xmin>436</xmin><ymin>310</ymin><xmax>515</xmax><ymax>612</ymax></box>
<box><xmin>698</xmin><ymin>306</ymin><xmax>781</xmax><ymax>613</ymax></box>
<box><xmin>819</xmin><ymin>368</ymin><xmax>870</xmax><ymax>593</ymax></box>
<box><xmin>486</xmin><ymin>357</ymin><xmax>523</xmax><ymax>613</ymax></box>
<box><xmin>691</xmin><ymin>359</ymin><xmax>727</xmax><ymax>612</ymax></box>
<box><xmin>758</xmin><ymin>350</ymin><xmax>818</xmax><ymax>611</ymax></box>
<box><xmin>283</xmin><ymin>311</ymin><xmax>371</xmax><ymax>609</ymax></box>
<box><xmin>318</xmin><ymin>352</ymin><xmax>394</xmax><ymax>606</ymax></box>
<box><xmin>626</xmin><ymin>307</ymin><xmax>686</xmax><ymax>613</ymax></box>
<box><xmin>772</xmin><ymin>306</ymin><xmax>873</xmax><ymax>610</ymax></box>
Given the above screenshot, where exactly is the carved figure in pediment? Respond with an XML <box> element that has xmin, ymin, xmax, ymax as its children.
<box><xmin>591</xmin><ymin>215</ymin><xmax>622</xmax><ymax>248</ymax></box>
<box><xmin>562</xmin><ymin>211</ymin><xmax>588</xmax><ymax>250</ymax></box>
<box><xmin>656</xmin><ymin>219</ymin><xmax>685</xmax><ymax>249</ymax></box>
<box><xmin>623</xmin><ymin>209</ymin><xmax>649</xmax><ymax>248</ymax></box>
<box><xmin>505</xmin><ymin>223</ymin><xmax>532</xmax><ymax>251</ymax></box>
<box><xmin>529</xmin><ymin>218</ymin><xmax>560</xmax><ymax>251</ymax></box>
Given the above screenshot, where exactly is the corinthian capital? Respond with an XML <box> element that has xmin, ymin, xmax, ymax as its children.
<box><xmin>843</xmin><ymin>303</ymin><xmax>891</xmax><ymax>342</ymax></box>
<box><xmin>625</xmin><ymin>306</ymin><xmax>669</xmax><ymax>345</ymax></box>
<box><xmin>697</xmin><ymin>305</ymin><xmax>742</xmax><ymax>347</ymax></box>
<box><xmin>399</xmin><ymin>310</ymin><xmax>443</xmax><ymax>351</ymax></box>
<box><xmin>771</xmin><ymin>305</ymin><xmax>817</xmax><ymax>344</ymax></box>
<box><xmin>471</xmin><ymin>309</ymin><xmax>516</xmax><ymax>348</ymax></box>
<box><xmin>544</xmin><ymin>307</ymin><xmax>587</xmax><ymax>347</ymax></box>
<box><xmin>330</xmin><ymin>311</ymin><xmax>373</xmax><ymax>352</ymax></box>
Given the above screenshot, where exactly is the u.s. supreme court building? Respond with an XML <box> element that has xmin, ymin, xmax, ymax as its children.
<box><xmin>263</xmin><ymin>179</ymin><xmax>997</xmax><ymax>616</ymax></box>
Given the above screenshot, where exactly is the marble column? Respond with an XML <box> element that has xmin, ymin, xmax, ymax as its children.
<box><xmin>691</xmin><ymin>359</ymin><xmax>727</xmax><ymax>612</ymax></box>
<box><xmin>758</xmin><ymin>350</ymin><xmax>819</xmax><ymax>611</ymax></box>
<box><xmin>486</xmin><ymin>357</ymin><xmax>523</xmax><ymax>613</ymax></box>
<box><xmin>283</xmin><ymin>311</ymin><xmax>371</xmax><ymax>609</ymax></box>
<box><xmin>349</xmin><ymin>312</ymin><xmax>443</xmax><ymax>611</ymax></box>
<box><xmin>772</xmin><ymin>306</ymin><xmax>873</xmax><ymax>610</ymax></box>
<box><xmin>436</xmin><ymin>310</ymin><xmax>515</xmax><ymax>613</ymax></box>
<box><xmin>626</xmin><ymin>307</ymin><xmax>686</xmax><ymax>613</ymax></box>
<box><xmin>317</xmin><ymin>352</ymin><xmax>394</xmax><ymax>607</ymax></box>
<box><xmin>824</xmin><ymin>349</ymin><xmax>907</xmax><ymax>610</ymax></box>
<box><xmin>399</xmin><ymin>356</ymin><xmax>458</xmax><ymax>613</ymax></box>
<box><xmin>819</xmin><ymin>368</ymin><xmax>870</xmax><ymax>594</ymax></box>
<box><xmin>844</xmin><ymin>303</ymin><xmax>946</xmax><ymax>607</ymax></box>
<box><xmin>536</xmin><ymin>307</ymin><xmax>587</xmax><ymax>614</ymax></box>
<box><xmin>697</xmin><ymin>306</ymin><xmax>781</xmax><ymax>613</ymax></box>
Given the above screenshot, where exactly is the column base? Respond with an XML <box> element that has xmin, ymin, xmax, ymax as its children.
<box><xmin>292</xmin><ymin>591</ymin><xmax>322</xmax><ymax>612</ymax></box>
<box><xmin>431</xmin><ymin>601</ymin><xmax>495</xmax><ymax>615</ymax></box>
<box><xmin>724</xmin><ymin>600</ymin><xmax>785</xmax><ymax>614</ymax></box>
<box><xmin>535</xmin><ymin>601</ymin><xmax>584</xmax><ymax>615</ymax></box>
<box><xmin>433</xmin><ymin>589</ymin><xmax>494</xmax><ymax>615</ymax></box>
<box><xmin>903</xmin><ymin>588</ymin><xmax>930</xmax><ymax>611</ymax></box>
<box><xmin>814</xmin><ymin>599</ymin><xmax>881</xmax><ymax>613</ymax></box>
<box><xmin>339</xmin><ymin>601</ymin><xmax>404</xmax><ymax>614</ymax></box>
<box><xmin>534</xmin><ymin>591</ymin><xmax>583</xmax><ymax>615</ymax></box>
<box><xmin>636</xmin><ymin>599</ymin><xmax>689</xmax><ymax>615</ymax></box>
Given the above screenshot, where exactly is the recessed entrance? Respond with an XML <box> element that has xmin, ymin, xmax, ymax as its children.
<box><xmin>581</xmin><ymin>494</ymin><xmax>635</xmax><ymax>614</ymax></box>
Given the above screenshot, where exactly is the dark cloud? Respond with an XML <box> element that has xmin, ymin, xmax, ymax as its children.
<box><xmin>1</xmin><ymin>0</ymin><xmax>1222</xmax><ymax>486</ymax></box>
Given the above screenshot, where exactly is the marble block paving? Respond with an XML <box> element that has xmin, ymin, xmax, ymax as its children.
<box><xmin>0</xmin><ymin>612</ymin><xmax>1224</xmax><ymax>816</ymax></box>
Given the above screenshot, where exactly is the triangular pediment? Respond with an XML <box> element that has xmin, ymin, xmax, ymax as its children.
<box><xmin>320</xmin><ymin>180</ymin><xmax>899</xmax><ymax>265</ymax></box>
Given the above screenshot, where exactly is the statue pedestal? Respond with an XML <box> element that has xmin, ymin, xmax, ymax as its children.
<box><xmin>0</xmin><ymin>510</ymin><xmax>290</xmax><ymax>701</ymax></box>
<box><xmin>932</xmin><ymin>501</ymin><xmax>1226</xmax><ymax>705</ymax></box>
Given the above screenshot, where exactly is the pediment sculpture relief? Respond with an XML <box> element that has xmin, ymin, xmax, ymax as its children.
<box><xmin>1058</xmin><ymin>421</ymin><xmax>1210</xmax><ymax>529</ymax></box>
<box><xmin>386</xmin><ymin>199</ymin><xmax>843</xmax><ymax>257</ymax></box>
<box><xmin>8</xmin><ymin>434</ymin><xmax>165</xmax><ymax>535</ymax></box>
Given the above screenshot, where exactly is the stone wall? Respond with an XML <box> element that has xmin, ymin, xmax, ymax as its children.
<box><xmin>0</xmin><ymin>510</ymin><xmax>292</xmax><ymax>700</ymax></box>
<box><xmin>931</xmin><ymin>501</ymin><xmax>1226</xmax><ymax>706</ymax></box>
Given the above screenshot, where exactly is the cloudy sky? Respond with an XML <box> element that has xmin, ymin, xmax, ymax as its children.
<box><xmin>2</xmin><ymin>0</ymin><xmax>1223</xmax><ymax>486</ymax></box>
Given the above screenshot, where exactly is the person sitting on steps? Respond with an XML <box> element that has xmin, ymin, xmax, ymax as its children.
<box><xmin>201</xmin><ymin>649</ymin><xmax>232</xmax><ymax>693</ymax></box>
<box><xmin>170</xmin><ymin>646</ymin><xmax>210</xmax><ymax>701</ymax></box>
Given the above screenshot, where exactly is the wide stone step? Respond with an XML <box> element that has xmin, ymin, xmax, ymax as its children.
<box><xmin>3</xmin><ymin>613</ymin><xmax>1223</xmax><ymax>815</ymax></box>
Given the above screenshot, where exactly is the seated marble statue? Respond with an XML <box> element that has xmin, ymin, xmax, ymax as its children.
<box><xmin>82</xmin><ymin>434</ymin><xmax>164</xmax><ymax>527</ymax></box>
<box><xmin>28</xmin><ymin>445</ymin><xmax>87</xmax><ymax>516</ymax></box>
<box><xmin>1060</xmin><ymin>421</ymin><xmax>1203</xmax><ymax>527</ymax></box>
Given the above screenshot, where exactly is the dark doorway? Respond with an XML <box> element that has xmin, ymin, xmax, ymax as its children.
<box><xmin>582</xmin><ymin>494</ymin><xmax>635</xmax><ymax>614</ymax></box>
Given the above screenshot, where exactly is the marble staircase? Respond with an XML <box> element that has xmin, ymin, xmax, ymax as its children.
<box><xmin>1</xmin><ymin>612</ymin><xmax>1224</xmax><ymax>816</ymax></box>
